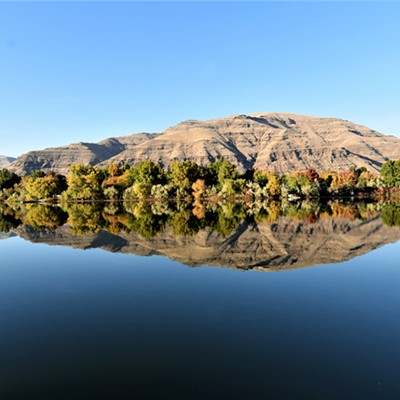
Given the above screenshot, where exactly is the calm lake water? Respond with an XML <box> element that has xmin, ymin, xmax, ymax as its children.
<box><xmin>1</xmin><ymin>202</ymin><xmax>400</xmax><ymax>399</ymax></box>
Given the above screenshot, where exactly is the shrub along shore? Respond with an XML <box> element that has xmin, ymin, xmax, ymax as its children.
<box><xmin>1</xmin><ymin>158</ymin><xmax>400</xmax><ymax>204</ymax></box>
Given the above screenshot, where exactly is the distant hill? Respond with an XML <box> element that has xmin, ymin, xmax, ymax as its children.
<box><xmin>0</xmin><ymin>155</ymin><xmax>16</xmax><ymax>168</ymax></box>
<box><xmin>9</xmin><ymin>113</ymin><xmax>400</xmax><ymax>175</ymax></box>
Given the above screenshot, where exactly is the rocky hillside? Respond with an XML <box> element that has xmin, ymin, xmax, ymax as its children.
<box><xmin>0</xmin><ymin>155</ymin><xmax>16</xmax><ymax>168</ymax></box>
<box><xmin>9</xmin><ymin>113</ymin><xmax>400</xmax><ymax>175</ymax></box>
<box><xmin>13</xmin><ymin>215</ymin><xmax>400</xmax><ymax>271</ymax></box>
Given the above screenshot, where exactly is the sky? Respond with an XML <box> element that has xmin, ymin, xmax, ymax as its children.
<box><xmin>0</xmin><ymin>1</ymin><xmax>399</xmax><ymax>157</ymax></box>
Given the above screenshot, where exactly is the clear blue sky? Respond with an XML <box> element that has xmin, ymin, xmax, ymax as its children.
<box><xmin>1</xmin><ymin>1</ymin><xmax>399</xmax><ymax>157</ymax></box>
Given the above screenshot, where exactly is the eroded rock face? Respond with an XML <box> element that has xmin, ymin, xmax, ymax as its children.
<box><xmin>8</xmin><ymin>133</ymin><xmax>159</xmax><ymax>176</ymax></box>
<box><xmin>9</xmin><ymin>113</ymin><xmax>400</xmax><ymax>175</ymax></box>
<box><xmin>14</xmin><ymin>216</ymin><xmax>400</xmax><ymax>271</ymax></box>
<box><xmin>0</xmin><ymin>155</ymin><xmax>16</xmax><ymax>168</ymax></box>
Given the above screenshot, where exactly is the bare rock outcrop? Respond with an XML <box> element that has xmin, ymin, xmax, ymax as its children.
<box><xmin>9</xmin><ymin>113</ymin><xmax>400</xmax><ymax>175</ymax></box>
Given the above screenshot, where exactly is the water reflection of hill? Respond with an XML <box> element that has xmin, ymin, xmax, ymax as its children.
<box><xmin>14</xmin><ymin>214</ymin><xmax>400</xmax><ymax>271</ymax></box>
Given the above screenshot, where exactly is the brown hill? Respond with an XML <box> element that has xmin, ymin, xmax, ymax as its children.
<box><xmin>9</xmin><ymin>113</ymin><xmax>400</xmax><ymax>175</ymax></box>
<box><xmin>0</xmin><ymin>155</ymin><xmax>16</xmax><ymax>168</ymax></box>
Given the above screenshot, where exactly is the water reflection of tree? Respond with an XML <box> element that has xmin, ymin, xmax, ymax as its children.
<box><xmin>0</xmin><ymin>199</ymin><xmax>392</xmax><ymax>238</ymax></box>
<box><xmin>0</xmin><ymin>205</ymin><xmax>21</xmax><ymax>232</ymax></box>
<box><xmin>328</xmin><ymin>202</ymin><xmax>360</xmax><ymax>220</ymax></box>
<box><xmin>283</xmin><ymin>201</ymin><xmax>320</xmax><ymax>221</ymax></box>
<box><xmin>25</xmin><ymin>204</ymin><xmax>68</xmax><ymax>230</ymax></box>
<box><xmin>253</xmin><ymin>200</ymin><xmax>282</xmax><ymax>223</ymax></box>
<box><xmin>207</xmin><ymin>202</ymin><xmax>246</xmax><ymax>237</ymax></box>
<box><xmin>122</xmin><ymin>202</ymin><xmax>168</xmax><ymax>238</ymax></box>
<box><xmin>62</xmin><ymin>203</ymin><xmax>106</xmax><ymax>235</ymax></box>
<box><xmin>170</xmin><ymin>208</ymin><xmax>202</xmax><ymax>237</ymax></box>
<box><xmin>381</xmin><ymin>202</ymin><xmax>400</xmax><ymax>227</ymax></box>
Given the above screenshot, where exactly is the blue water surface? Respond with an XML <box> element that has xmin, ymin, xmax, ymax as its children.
<box><xmin>0</xmin><ymin>237</ymin><xmax>399</xmax><ymax>399</ymax></box>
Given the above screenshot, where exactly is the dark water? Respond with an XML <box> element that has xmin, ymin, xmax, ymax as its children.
<box><xmin>1</xmin><ymin>203</ymin><xmax>400</xmax><ymax>399</ymax></box>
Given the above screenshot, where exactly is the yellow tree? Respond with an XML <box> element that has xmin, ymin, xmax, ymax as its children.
<box><xmin>25</xmin><ymin>173</ymin><xmax>67</xmax><ymax>201</ymax></box>
<box><xmin>64</xmin><ymin>164</ymin><xmax>104</xmax><ymax>200</ymax></box>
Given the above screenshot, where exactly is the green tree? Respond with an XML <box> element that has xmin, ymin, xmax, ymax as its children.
<box><xmin>123</xmin><ymin>182</ymin><xmax>152</xmax><ymax>199</ymax></box>
<box><xmin>122</xmin><ymin>160</ymin><xmax>166</xmax><ymax>199</ymax></box>
<box><xmin>356</xmin><ymin>171</ymin><xmax>378</xmax><ymax>189</ymax></box>
<box><xmin>283</xmin><ymin>173</ymin><xmax>310</xmax><ymax>196</ymax></box>
<box><xmin>220</xmin><ymin>178</ymin><xmax>246</xmax><ymax>197</ymax></box>
<box><xmin>380</xmin><ymin>160</ymin><xmax>400</xmax><ymax>187</ymax></box>
<box><xmin>169</xmin><ymin>160</ymin><xmax>204</xmax><ymax>190</ymax></box>
<box><xmin>0</xmin><ymin>168</ymin><xmax>20</xmax><ymax>190</ymax></box>
<box><xmin>25</xmin><ymin>173</ymin><xmax>67</xmax><ymax>201</ymax></box>
<box><xmin>30</xmin><ymin>170</ymin><xmax>46</xmax><ymax>179</ymax></box>
<box><xmin>217</xmin><ymin>158</ymin><xmax>238</xmax><ymax>186</ymax></box>
<box><xmin>63</xmin><ymin>164</ymin><xmax>104</xmax><ymax>200</ymax></box>
<box><xmin>253</xmin><ymin>170</ymin><xmax>281</xmax><ymax>197</ymax></box>
<box><xmin>206</xmin><ymin>157</ymin><xmax>238</xmax><ymax>187</ymax></box>
<box><xmin>128</xmin><ymin>160</ymin><xmax>166</xmax><ymax>186</ymax></box>
<box><xmin>253</xmin><ymin>170</ymin><xmax>269</xmax><ymax>187</ymax></box>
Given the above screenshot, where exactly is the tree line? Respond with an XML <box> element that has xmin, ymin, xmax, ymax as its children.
<box><xmin>1</xmin><ymin>158</ymin><xmax>400</xmax><ymax>203</ymax></box>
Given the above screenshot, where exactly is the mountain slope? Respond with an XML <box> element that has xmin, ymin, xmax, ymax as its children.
<box><xmin>9</xmin><ymin>113</ymin><xmax>400</xmax><ymax>175</ymax></box>
<box><xmin>0</xmin><ymin>155</ymin><xmax>16</xmax><ymax>168</ymax></box>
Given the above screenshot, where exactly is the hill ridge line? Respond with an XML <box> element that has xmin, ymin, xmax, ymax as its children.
<box><xmin>8</xmin><ymin>112</ymin><xmax>400</xmax><ymax>175</ymax></box>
